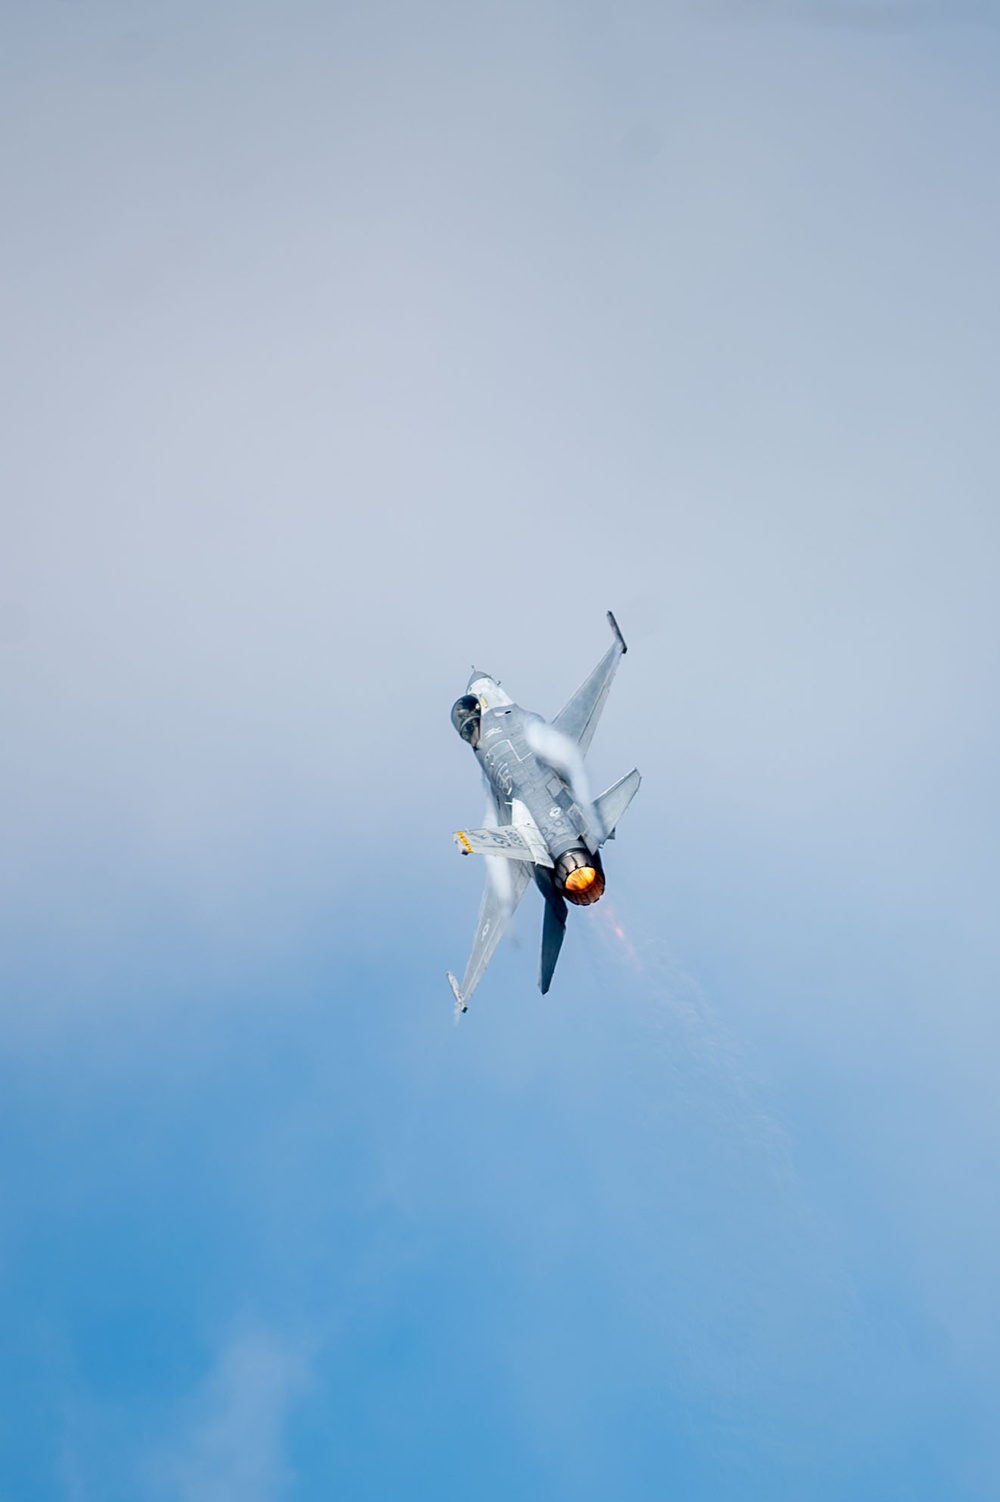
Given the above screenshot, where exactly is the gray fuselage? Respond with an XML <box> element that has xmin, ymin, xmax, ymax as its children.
<box><xmin>474</xmin><ymin>704</ymin><xmax>592</xmax><ymax>861</ymax></box>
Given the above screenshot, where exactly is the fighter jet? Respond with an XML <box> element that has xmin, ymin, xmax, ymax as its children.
<box><xmin>447</xmin><ymin>612</ymin><xmax>640</xmax><ymax>1015</ymax></box>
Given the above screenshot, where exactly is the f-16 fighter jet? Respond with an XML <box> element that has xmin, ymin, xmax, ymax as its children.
<box><xmin>447</xmin><ymin>612</ymin><xmax>640</xmax><ymax>1015</ymax></box>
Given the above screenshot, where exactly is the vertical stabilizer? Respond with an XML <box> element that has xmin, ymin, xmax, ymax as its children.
<box><xmin>539</xmin><ymin>892</ymin><xmax>568</xmax><ymax>994</ymax></box>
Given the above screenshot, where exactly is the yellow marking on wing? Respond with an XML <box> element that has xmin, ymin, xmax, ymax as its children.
<box><xmin>456</xmin><ymin>831</ymin><xmax>473</xmax><ymax>854</ymax></box>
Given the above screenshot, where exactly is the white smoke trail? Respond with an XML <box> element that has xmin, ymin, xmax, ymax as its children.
<box><xmin>480</xmin><ymin>785</ymin><xmax>513</xmax><ymax>908</ymax></box>
<box><xmin>523</xmin><ymin>718</ymin><xmax>605</xmax><ymax>843</ymax></box>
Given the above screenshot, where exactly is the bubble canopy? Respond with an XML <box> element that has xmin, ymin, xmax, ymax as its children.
<box><xmin>450</xmin><ymin>695</ymin><xmax>482</xmax><ymax>747</ymax></box>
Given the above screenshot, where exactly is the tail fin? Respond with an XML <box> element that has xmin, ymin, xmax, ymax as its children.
<box><xmin>539</xmin><ymin>893</ymin><xmax>567</xmax><ymax>994</ymax></box>
<box><xmin>594</xmin><ymin>768</ymin><xmax>641</xmax><ymax>843</ymax></box>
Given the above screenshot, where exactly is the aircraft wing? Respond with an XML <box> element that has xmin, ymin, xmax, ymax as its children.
<box><xmin>551</xmin><ymin>611</ymin><xmax>627</xmax><ymax>755</ymax></box>
<box><xmin>447</xmin><ymin>861</ymin><xmax>532</xmax><ymax>1015</ymax></box>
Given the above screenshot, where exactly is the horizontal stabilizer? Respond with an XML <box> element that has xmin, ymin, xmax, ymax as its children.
<box><xmin>454</xmin><ymin>826</ymin><xmax>553</xmax><ymax>866</ymax></box>
<box><xmin>594</xmin><ymin>768</ymin><xmax>641</xmax><ymax>842</ymax></box>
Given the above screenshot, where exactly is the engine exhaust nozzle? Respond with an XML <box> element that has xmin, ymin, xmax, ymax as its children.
<box><xmin>555</xmin><ymin>847</ymin><xmax>605</xmax><ymax>907</ymax></box>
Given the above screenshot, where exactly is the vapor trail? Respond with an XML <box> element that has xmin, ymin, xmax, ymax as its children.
<box><xmin>524</xmin><ymin>718</ymin><xmax>605</xmax><ymax>843</ymax></box>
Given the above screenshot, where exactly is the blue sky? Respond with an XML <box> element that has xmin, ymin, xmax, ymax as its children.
<box><xmin>2</xmin><ymin>2</ymin><xmax>1000</xmax><ymax>1498</ymax></box>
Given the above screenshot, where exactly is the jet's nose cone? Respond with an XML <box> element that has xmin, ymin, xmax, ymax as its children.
<box><xmin>466</xmin><ymin>671</ymin><xmax>513</xmax><ymax>707</ymax></box>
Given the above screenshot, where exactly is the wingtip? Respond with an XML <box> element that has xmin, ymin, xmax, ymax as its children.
<box><xmin>607</xmin><ymin>610</ymin><xmax>627</xmax><ymax>654</ymax></box>
<box><xmin>446</xmin><ymin>972</ymin><xmax>467</xmax><ymax>1017</ymax></box>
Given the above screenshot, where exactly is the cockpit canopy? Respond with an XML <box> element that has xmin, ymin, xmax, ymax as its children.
<box><xmin>451</xmin><ymin>695</ymin><xmax>482</xmax><ymax>748</ymax></box>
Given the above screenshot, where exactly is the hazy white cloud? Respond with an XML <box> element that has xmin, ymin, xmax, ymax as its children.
<box><xmin>1</xmin><ymin>5</ymin><xmax>999</xmax><ymax>1496</ymax></box>
<box><xmin>145</xmin><ymin>1330</ymin><xmax>308</xmax><ymax>1502</ymax></box>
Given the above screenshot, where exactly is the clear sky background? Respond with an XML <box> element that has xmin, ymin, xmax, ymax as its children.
<box><xmin>3</xmin><ymin>2</ymin><xmax>1000</xmax><ymax>1498</ymax></box>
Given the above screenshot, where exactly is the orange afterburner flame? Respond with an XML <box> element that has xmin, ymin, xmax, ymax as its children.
<box><xmin>558</xmin><ymin>850</ymin><xmax>606</xmax><ymax>906</ymax></box>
